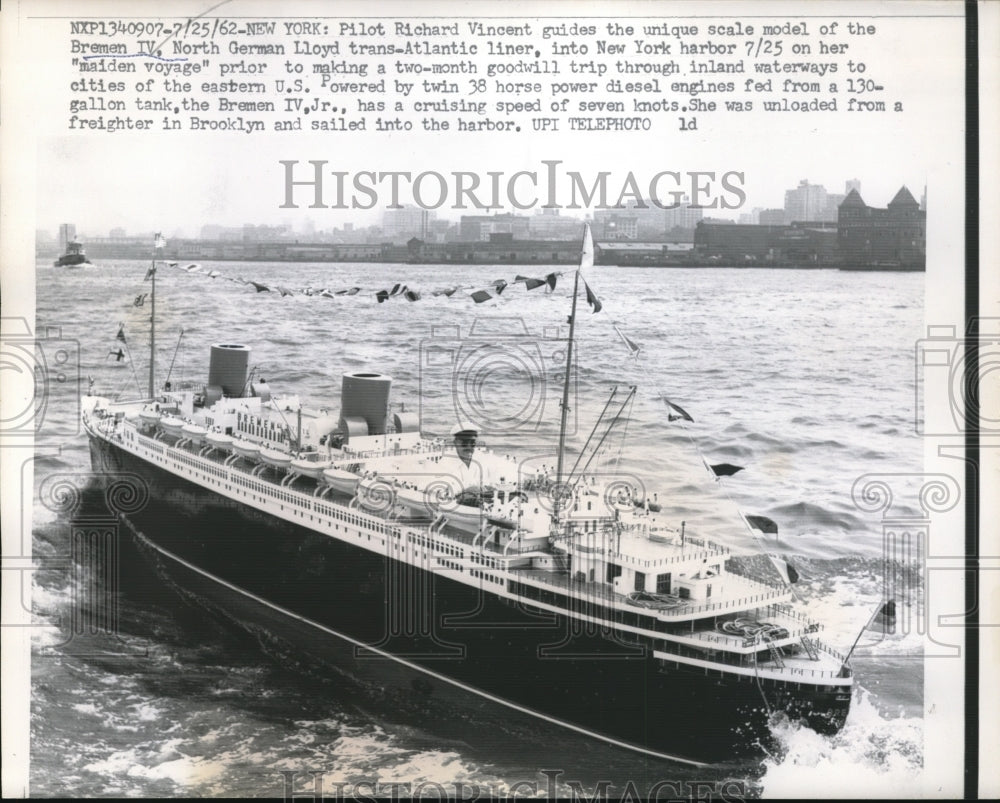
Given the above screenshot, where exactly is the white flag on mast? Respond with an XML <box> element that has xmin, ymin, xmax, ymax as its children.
<box><xmin>580</xmin><ymin>223</ymin><xmax>594</xmax><ymax>270</ymax></box>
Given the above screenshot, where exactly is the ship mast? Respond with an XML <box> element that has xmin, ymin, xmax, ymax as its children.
<box><xmin>554</xmin><ymin>224</ymin><xmax>589</xmax><ymax>526</ymax></box>
<box><xmin>148</xmin><ymin>240</ymin><xmax>157</xmax><ymax>398</ymax></box>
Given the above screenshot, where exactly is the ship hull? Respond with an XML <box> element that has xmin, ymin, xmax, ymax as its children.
<box><xmin>89</xmin><ymin>433</ymin><xmax>850</xmax><ymax>763</ymax></box>
<box><xmin>54</xmin><ymin>254</ymin><xmax>91</xmax><ymax>267</ymax></box>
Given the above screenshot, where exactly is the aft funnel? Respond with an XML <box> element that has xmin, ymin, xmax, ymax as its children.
<box><xmin>339</xmin><ymin>372</ymin><xmax>391</xmax><ymax>438</ymax></box>
<box><xmin>208</xmin><ymin>344</ymin><xmax>251</xmax><ymax>398</ymax></box>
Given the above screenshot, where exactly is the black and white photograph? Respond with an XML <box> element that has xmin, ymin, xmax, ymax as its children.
<box><xmin>1</xmin><ymin>0</ymin><xmax>995</xmax><ymax>798</ymax></box>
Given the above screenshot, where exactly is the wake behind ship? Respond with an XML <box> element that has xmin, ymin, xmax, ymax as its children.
<box><xmin>81</xmin><ymin>231</ymin><xmax>852</xmax><ymax>764</ymax></box>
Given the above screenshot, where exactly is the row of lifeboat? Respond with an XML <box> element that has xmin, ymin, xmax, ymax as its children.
<box><xmin>140</xmin><ymin>407</ymin><xmax>364</xmax><ymax>495</ymax></box>
<box><xmin>138</xmin><ymin>407</ymin><xmax>529</xmax><ymax>536</ymax></box>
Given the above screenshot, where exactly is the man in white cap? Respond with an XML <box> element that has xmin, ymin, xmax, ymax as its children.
<box><xmin>441</xmin><ymin>421</ymin><xmax>494</xmax><ymax>502</ymax></box>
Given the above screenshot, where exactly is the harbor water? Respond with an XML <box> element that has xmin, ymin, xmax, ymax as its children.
<box><xmin>27</xmin><ymin>260</ymin><xmax>925</xmax><ymax>797</ymax></box>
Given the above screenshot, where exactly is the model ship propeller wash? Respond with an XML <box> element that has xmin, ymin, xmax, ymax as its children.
<box><xmin>82</xmin><ymin>226</ymin><xmax>852</xmax><ymax>763</ymax></box>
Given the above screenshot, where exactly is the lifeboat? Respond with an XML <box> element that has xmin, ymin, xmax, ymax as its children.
<box><xmin>440</xmin><ymin>502</ymin><xmax>485</xmax><ymax>534</ymax></box>
<box><xmin>260</xmin><ymin>447</ymin><xmax>292</xmax><ymax>469</ymax></box>
<box><xmin>321</xmin><ymin>467</ymin><xmax>360</xmax><ymax>495</ymax></box>
<box><xmin>181</xmin><ymin>423</ymin><xmax>207</xmax><ymax>445</ymax></box>
<box><xmin>395</xmin><ymin>484</ymin><xmax>436</xmax><ymax>518</ymax></box>
<box><xmin>356</xmin><ymin>476</ymin><xmax>396</xmax><ymax>513</ymax></box>
<box><xmin>159</xmin><ymin>416</ymin><xmax>185</xmax><ymax>436</ymax></box>
<box><xmin>289</xmin><ymin>457</ymin><xmax>331</xmax><ymax>479</ymax></box>
<box><xmin>139</xmin><ymin>408</ymin><xmax>161</xmax><ymax>425</ymax></box>
<box><xmin>205</xmin><ymin>431</ymin><xmax>234</xmax><ymax>450</ymax></box>
<box><xmin>231</xmin><ymin>439</ymin><xmax>261</xmax><ymax>460</ymax></box>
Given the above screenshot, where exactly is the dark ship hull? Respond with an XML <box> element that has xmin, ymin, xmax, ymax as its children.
<box><xmin>54</xmin><ymin>253</ymin><xmax>91</xmax><ymax>267</ymax></box>
<box><xmin>89</xmin><ymin>433</ymin><xmax>851</xmax><ymax>765</ymax></box>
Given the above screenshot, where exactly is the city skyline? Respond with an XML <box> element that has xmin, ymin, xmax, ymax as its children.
<box><xmin>37</xmin><ymin>114</ymin><xmax>935</xmax><ymax>240</ymax></box>
<box><xmin>39</xmin><ymin>175</ymin><xmax>925</xmax><ymax>243</ymax></box>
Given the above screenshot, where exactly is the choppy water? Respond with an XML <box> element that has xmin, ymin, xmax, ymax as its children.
<box><xmin>26</xmin><ymin>260</ymin><xmax>925</xmax><ymax>797</ymax></box>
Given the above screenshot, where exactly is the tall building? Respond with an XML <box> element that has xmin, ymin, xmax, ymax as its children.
<box><xmin>845</xmin><ymin>178</ymin><xmax>862</xmax><ymax>195</ymax></box>
<box><xmin>593</xmin><ymin>211</ymin><xmax>638</xmax><ymax>240</ymax></box>
<box><xmin>837</xmin><ymin>186</ymin><xmax>925</xmax><ymax>267</ymax></box>
<box><xmin>784</xmin><ymin>180</ymin><xmax>829</xmax><ymax>222</ymax></box>
<box><xmin>823</xmin><ymin>193</ymin><xmax>845</xmax><ymax>221</ymax></box>
<box><xmin>663</xmin><ymin>195</ymin><xmax>704</xmax><ymax>231</ymax></box>
<box><xmin>382</xmin><ymin>206</ymin><xmax>436</xmax><ymax>241</ymax></box>
<box><xmin>529</xmin><ymin>209</ymin><xmax>584</xmax><ymax>240</ymax></box>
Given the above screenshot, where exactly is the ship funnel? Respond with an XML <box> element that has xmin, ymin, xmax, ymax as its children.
<box><xmin>339</xmin><ymin>372</ymin><xmax>391</xmax><ymax>440</ymax></box>
<box><xmin>208</xmin><ymin>344</ymin><xmax>251</xmax><ymax>398</ymax></box>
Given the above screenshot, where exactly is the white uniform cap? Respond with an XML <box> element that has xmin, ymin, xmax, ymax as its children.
<box><xmin>450</xmin><ymin>421</ymin><xmax>479</xmax><ymax>437</ymax></box>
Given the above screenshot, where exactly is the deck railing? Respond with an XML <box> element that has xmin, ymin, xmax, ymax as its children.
<box><xmin>566</xmin><ymin>540</ymin><xmax>724</xmax><ymax>569</ymax></box>
<box><xmin>517</xmin><ymin>567</ymin><xmax>790</xmax><ymax>619</ymax></box>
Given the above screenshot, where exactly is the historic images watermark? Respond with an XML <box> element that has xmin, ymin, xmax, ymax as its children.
<box><xmin>276</xmin><ymin>769</ymin><xmax>748</xmax><ymax>801</ymax></box>
<box><xmin>280</xmin><ymin>160</ymin><xmax>747</xmax><ymax>212</ymax></box>
<box><xmin>914</xmin><ymin>317</ymin><xmax>1000</xmax><ymax>439</ymax></box>
<box><xmin>1</xmin><ymin>317</ymin><xmax>151</xmax><ymax>654</ymax></box>
<box><xmin>419</xmin><ymin>316</ymin><xmax>576</xmax><ymax>438</ymax></box>
<box><xmin>0</xmin><ymin>317</ymin><xmax>81</xmax><ymax>440</ymax></box>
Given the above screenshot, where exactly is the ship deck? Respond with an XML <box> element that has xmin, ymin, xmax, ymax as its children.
<box><xmin>512</xmin><ymin>567</ymin><xmax>848</xmax><ymax>679</ymax></box>
<box><xmin>514</xmin><ymin>567</ymin><xmax>799</xmax><ymax>635</ymax></box>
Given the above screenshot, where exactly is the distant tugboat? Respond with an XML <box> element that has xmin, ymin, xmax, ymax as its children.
<box><xmin>54</xmin><ymin>240</ymin><xmax>91</xmax><ymax>267</ymax></box>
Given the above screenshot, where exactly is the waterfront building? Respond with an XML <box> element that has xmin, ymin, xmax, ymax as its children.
<box><xmin>458</xmin><ymin>214</ymin><xmax>531</xmax><ymax>241</ymax></box>
<box><xmin>693</xmin><ymin>220</ymin><xmax>838</xmax><ymax>265</ymax></box>
<box><xmin>594</xmin><ymin>211</ymin><xmax>639</xmax><ymax>240</ymax></box>
<box><xmin>837</xmin><ymin>187</ymin><xmax>925</xmax><ymax>268</ymax></box>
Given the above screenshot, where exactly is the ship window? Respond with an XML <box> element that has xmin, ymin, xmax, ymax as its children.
<box><xmin>656</xmin><ymin>573</ymin><xmax>671</xmax><ymax>594</ymax></box>
<box><xmin>706</xmin><ymin>584</ymin><xmax>712</xmax><ymax>597</ymax></box>
<box><xmin>606</xmin><ymin>563</ymin><xmax>622</xmax><ymax>583</ymax></box>
<box><xmin>634</xmin><ymin>571</ymin><xmax>646</xmax><ymax>592</ymax></box>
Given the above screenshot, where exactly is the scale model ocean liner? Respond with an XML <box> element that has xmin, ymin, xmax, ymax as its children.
<box><xmin>82</xmin><ymin>227</ymin><xmax>852</xmax><ymax>763</ymax></box>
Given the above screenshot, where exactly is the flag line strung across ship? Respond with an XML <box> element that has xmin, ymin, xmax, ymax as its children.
<box><xmin>152</xmin><ymin>253</ymin><xmax>572</xmax><ymax>307</ymax></box>
<box><xmin>104</xmin><ymin>234</ymin><xmax>599</xmax><ymax>401</ymax></box>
